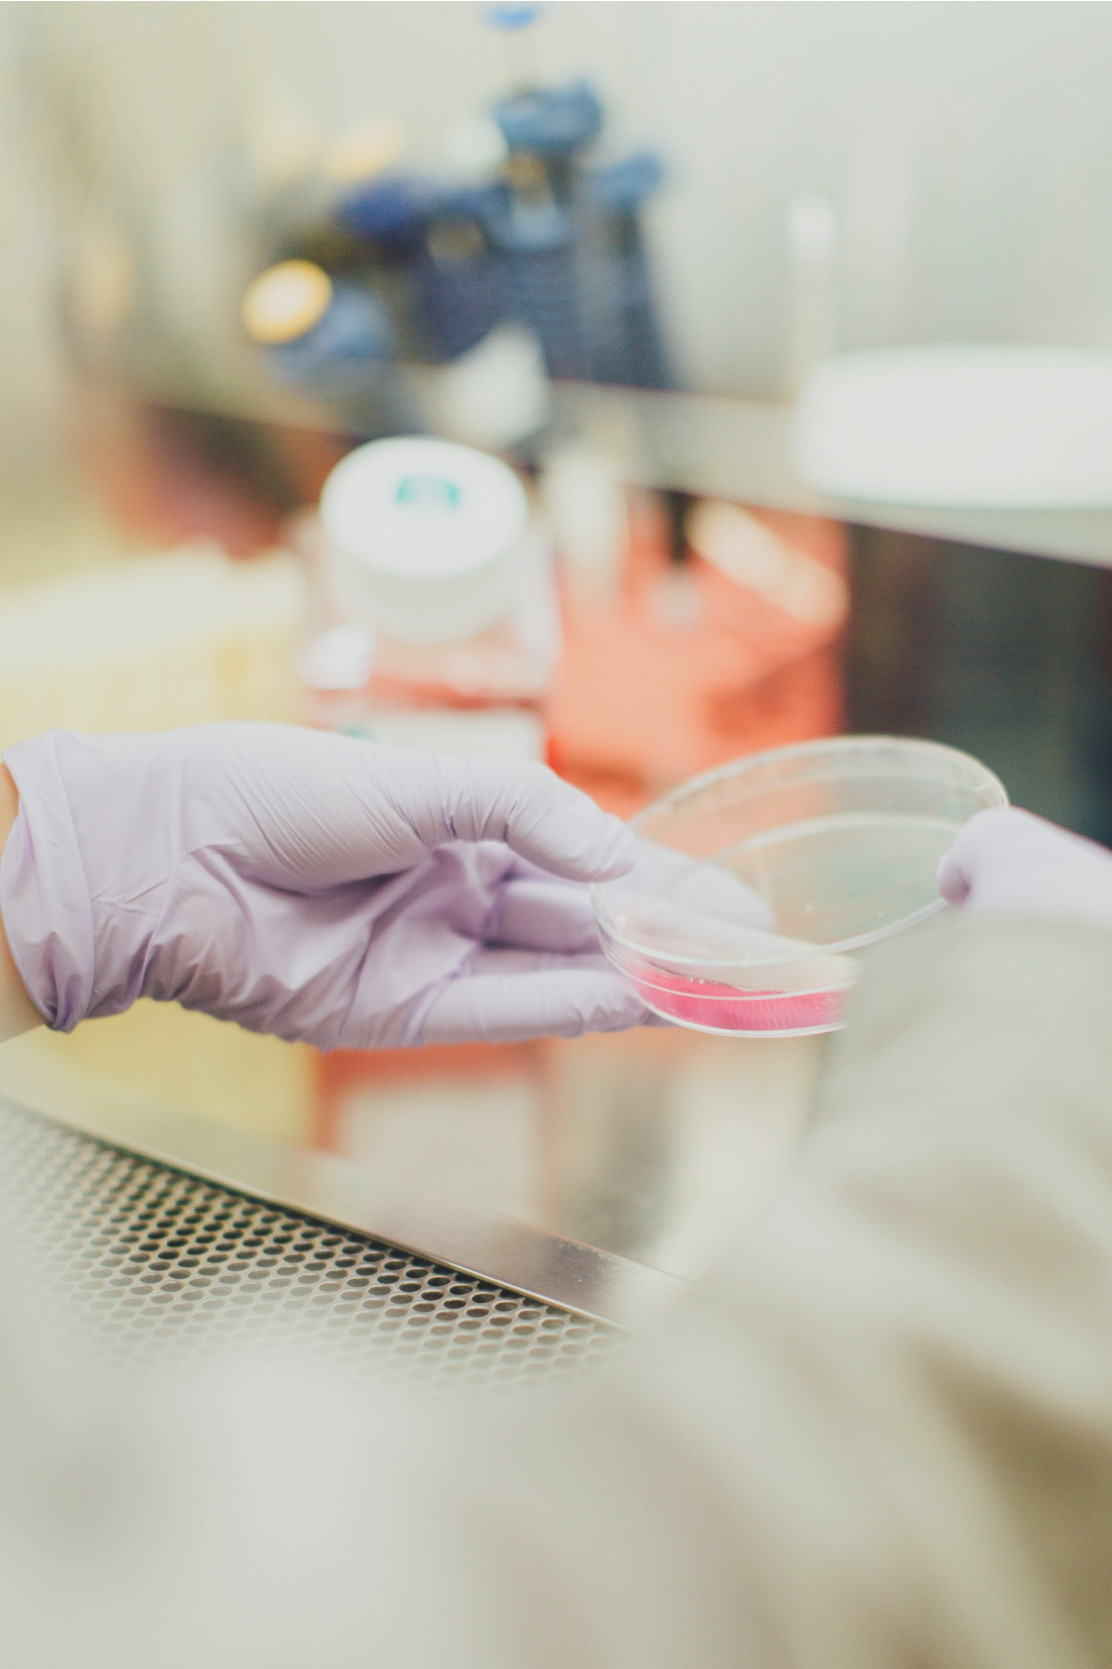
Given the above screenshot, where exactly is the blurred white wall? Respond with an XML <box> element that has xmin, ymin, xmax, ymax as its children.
<box><xmin>639</xmin><ymin>2</ymin><xmax>1112</xmax><ymax>396</ymax></box>
<box><xmin>7</xmin><ymin>0</ymin><xmax>1112</xmax><ymax>405</ymax></box>
<box><xmin>0</xmin><ymin>6</ymin><xmax>75</xmax><ymax>521</ymax></box>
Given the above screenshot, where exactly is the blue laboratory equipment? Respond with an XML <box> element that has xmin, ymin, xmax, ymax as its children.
<box><xmin>329</xmin><ymin>65</ymin><xmax>670</xmax><ymax>389</ymax></box>
<box><xmin>583</xmin><ymin>152</ymin><xmax>670</xmax><ymax>390</ymax></box>
<box><xmin>246</xmin><ymin>4</ymin><xmax>672</xmax><ymax>404</ymax></box>
<box><xmin>266</xmin><ymin>283</ymin><xmax>396</xmax><ymax>395</ymax></box>
<box><xmin>485</xmin><ymin>3</ymin><xmax>546</xmax><ymax>30</ymax></box>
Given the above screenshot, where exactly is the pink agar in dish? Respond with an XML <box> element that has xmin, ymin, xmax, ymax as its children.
<box><xmin>626</xmin><ymin>960</ymin><xmax>848</xmax><ymax>1034</ymax></box>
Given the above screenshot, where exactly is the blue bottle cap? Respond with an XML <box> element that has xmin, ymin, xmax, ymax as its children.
<box><xmin>485</xmin><ymin>3</ymin><xmax>545</xmax><ymax>30</ymax></box>
<box><xmin>493</xmin><ymin>80</ymin><xmax>603</xmax><ymax>157</ymax></box>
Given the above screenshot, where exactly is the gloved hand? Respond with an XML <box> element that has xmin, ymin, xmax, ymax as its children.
<box><xmin>937</xmin><ymin>805</ymin><xmax>1112</xmax><ymax>936</ymax></box>
<box><xmin>0</xmin><ymin>725</ymin><xmax>652</xmax><ymax>1050</ymax></box>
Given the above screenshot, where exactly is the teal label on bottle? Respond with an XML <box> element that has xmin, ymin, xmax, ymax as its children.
<box><xmin>395</xmin><ymin>475</ymin><xmax>461</xmax><ymax>514</ymax></box>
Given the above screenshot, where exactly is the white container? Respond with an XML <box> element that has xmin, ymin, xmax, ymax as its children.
<box><xmin>795</xmin><ymin>346</ymin><xmax>1112</xmax><ymax>508</ymax></box>
<box><xmin>320</xmin><ymin>436</ymin><xmax>530</xmax><ymax>642</ymax></box>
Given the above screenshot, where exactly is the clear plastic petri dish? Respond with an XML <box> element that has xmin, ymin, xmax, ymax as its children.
<box><xmin>592</xmin><ymin>736</ymin><xmax>1008</xmax><ymax>1037</ymax></box>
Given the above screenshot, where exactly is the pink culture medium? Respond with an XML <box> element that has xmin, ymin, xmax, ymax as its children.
<box><xmin>624</xmin><ymin>958</ymin><xmax>848</xmax><ymax>1036</ymax></box>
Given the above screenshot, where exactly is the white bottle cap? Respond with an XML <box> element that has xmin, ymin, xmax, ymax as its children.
<box><xmin>320</xmin><ymin>436</ymin><xmax>529</xmax><ymax>643</ymax></box>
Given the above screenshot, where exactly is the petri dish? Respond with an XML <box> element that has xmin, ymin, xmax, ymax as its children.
<box><xmin>592</xmin><ymin>736</ymin><xmax>1008</xmax><ymax>1037</ymax></box>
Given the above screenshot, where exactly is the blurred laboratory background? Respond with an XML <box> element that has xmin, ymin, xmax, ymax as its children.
<box><xmin>3</xmin><ymin>0</ymin><xmax>1112</xmax><ymax>1285</ymax></box>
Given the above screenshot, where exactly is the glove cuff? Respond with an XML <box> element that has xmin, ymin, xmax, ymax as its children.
<box><xmin>1</xmin><ymin>735</ymin><xmax>96</xmax><ymax>1031</ymax></box>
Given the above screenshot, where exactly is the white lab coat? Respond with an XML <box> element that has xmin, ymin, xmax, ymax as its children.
<box><xmin>3</xmin><ymin>915</ymin><xmax>1111</xmax><ymax>1668</ymax></box>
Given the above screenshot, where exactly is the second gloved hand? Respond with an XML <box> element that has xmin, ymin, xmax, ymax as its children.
<box><xmin>0</xmin><ymin>725</ymin><xmax>651</xmax><ymax>1050</ymax></box>
<box><xmin>937</xmin><ymin>805</ymin><xmax>1112</xmax><ymax>935</ymax></box>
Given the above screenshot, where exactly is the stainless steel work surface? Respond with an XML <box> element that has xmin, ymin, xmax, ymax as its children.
<box><xmin>0</xmin><ymin>1082</ymin><xmax>685</xmax><ymax>1332</ymax></box>
<box><xmin>0</xmin><ymin>1017</ymin><xmax>820</xmax><ymax>1299</ymax></box>
<box><xmin>322</xmin><ymin>1026</ymin><xmax>821</xmax><ymax>1285</ymax></box>
<box><xmin>0</xmin><ymin>1095</ymin><xmax>641</xmax><ymax>1400</ymax></box>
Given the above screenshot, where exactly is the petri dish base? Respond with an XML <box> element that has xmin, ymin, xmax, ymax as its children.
<box><xmin>622</xmin><ymin>963</ymin><xmax>848</xmax><ymax>1038</ymax></box>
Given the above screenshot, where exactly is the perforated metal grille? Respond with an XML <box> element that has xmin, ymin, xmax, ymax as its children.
<box><xmin>0</xmin><ymin>1099</ymin><xmax>624</xmax><ymax>1399</ymax></box>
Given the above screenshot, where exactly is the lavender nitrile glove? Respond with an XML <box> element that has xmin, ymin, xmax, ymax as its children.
<box><xmin>937</xmin><ymin>805</ymin><xmax>1112</xmax><ymax>935</ymax></box>
<box><xmin>0</xmin><ymin>725</ymin><xmax>651</xmax><ymax>1049</ymax></box>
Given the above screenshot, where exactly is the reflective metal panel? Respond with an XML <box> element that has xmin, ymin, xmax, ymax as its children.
<box><xmin>0</xmin><ymin>1097</ymin><xmax>631</xmax><ymax>1397</ymax></box>
<box><xmin>1</xmin><ymin>1089</ymin><xmax>685</xmax><ymax>1331</ymax></box>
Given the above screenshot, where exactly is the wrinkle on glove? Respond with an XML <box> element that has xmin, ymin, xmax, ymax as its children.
<box><xmin>0</xmin><ymin>726</ymin><xmax>649</xmax><ymax>1051</ymax></box>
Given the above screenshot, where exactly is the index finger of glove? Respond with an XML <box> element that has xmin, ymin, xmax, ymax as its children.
<box><xmin>376</xmin><ymin>750</ymin><xmax>637</xmax><ymax>883</ymax></box>
<box><xmin>206</xmin><ymin>728</ymin><xmax>635</xmax><ymax>889</ymax></box>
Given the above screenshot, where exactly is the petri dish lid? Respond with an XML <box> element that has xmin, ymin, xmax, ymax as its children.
<box><xmin>592</xmin><ymin>737</ymin><xmax>1008</xmax><ymax>1036</ymax></box>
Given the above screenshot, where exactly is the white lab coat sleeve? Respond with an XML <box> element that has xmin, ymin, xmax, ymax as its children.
<box><xmin>340</xmin><ymin>916</ymin><xmax>1112</xmax><ymax>1669</ymax></box>
<box><xmin>6</xmin><ymin>916</ymin><xmax>1112</xmax><ymax>1669</ymax></box>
